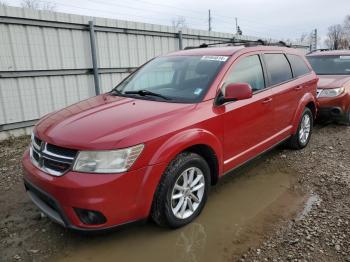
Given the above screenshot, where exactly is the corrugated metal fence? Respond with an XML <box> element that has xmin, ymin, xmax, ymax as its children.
<box><xmin>0</xmin><ymin>5</ymin><xmax>290</xmax><ymax>139</ymax></box>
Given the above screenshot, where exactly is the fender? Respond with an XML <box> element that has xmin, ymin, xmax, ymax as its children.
<box><xmin>291</xmin><ymin>92</ymin><xmax>317</xmax><ymax>134</ymax></box>
<box><xmin>149</xmin><ymin>128</ymin><xmax>224</xmax><ymax>176</ymax></box>
<box><xmin>344</xmin><ymin>83</ymin><xmax>350</xmax><ymax>113</ymax></box>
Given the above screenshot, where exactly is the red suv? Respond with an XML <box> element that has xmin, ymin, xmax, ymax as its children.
<box><xmin>306</xmin><ymin>50</ymin><xmax>350</xmax><ymax>124</ymax></box>
<box><xmin>22</xmin><ymin>44</ymin><xmax>318</xmax><ymax>231</ymax></box>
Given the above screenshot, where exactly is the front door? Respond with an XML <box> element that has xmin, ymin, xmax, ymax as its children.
<box><xmin>220</xmin><ymin>54</ymin><xmax>275</xmax><ymax>172</ymax></box>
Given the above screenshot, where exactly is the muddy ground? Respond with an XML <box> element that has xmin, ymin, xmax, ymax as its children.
<box><xmin>0</xmin><ymin>124</ymin><xmax>349</xmax><ymax>262</ymax></box>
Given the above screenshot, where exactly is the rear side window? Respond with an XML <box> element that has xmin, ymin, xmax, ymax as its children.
<box><xmin>287</xmin><ymin>54</ymin><xmax>311</xmax><ymax>77</ymax></box>
<box><xmin>226</xmin><ymin>55</ymin><xmax>265</xmax><ymax>92</ymax></box>
<box><xmin>264</xmin><ymin>54</ymin><xmax>293</xmax><ymax>86</ymax></box>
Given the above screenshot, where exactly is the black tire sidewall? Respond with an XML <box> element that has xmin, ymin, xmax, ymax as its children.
<box><xmin>164</xmin><ymin>155</ymin><xmax>210</xmax><ymax>228</ymax></box>
<box><xmin>297</xmin><ymin>108</ymin><xmax>313</xmax><ymax>148</ymax></box>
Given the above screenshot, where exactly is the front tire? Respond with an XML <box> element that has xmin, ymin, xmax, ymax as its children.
<box><xmin>288</xmin><ymin>107</ymin><xmax>313</xmax><ymax>149</ymax></box>
<box><xmin>151</xmin><ymin>152</ymin><xmax>210</xmax><ymax>228</ymax></box>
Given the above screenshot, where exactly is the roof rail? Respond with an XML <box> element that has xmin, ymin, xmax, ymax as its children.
<box><xmin>306</xmin><ymin>48</ymin><xmax>330</xmax><ymax>55</ymax></box>
<box><xmin>184</xmin><ymin>38</ymin><xmax>292</xmax><ymax>50</ymax></box>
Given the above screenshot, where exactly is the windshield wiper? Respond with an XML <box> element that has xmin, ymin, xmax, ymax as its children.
<box><xmin>109</xmin><ymin>88</ymin><xmax>123</xmax><ymax>95</ymax></box>
<box><xmin>124</xmin><ymin>90</ymin><xmax>171</xmax><ymax>100</ymax></box>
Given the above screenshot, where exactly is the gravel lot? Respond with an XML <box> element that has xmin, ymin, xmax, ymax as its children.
<box><xmin>0</xmin><ymin>124</ymin><xmax>349</xmax><ymax>262</ymax></box>
<box><xmin>0</xmin><ymin>136</ymin><xmax>29</xmax><ymax>191</ymax></box>
<box><xmin>237</xmin><ymin>124</ymin><xmax>350</xmax><ymax>262</ymax></box>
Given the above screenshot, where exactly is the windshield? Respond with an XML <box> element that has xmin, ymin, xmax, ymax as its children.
<box><xmin>307</xmin><ymin>55</ymin><xmax>350</xmax><ymax>75</ymax></box>
<box><xmin>113</xmin><ymin>55</ymin><xmax>229</xmax><ymax>103</ymax></box>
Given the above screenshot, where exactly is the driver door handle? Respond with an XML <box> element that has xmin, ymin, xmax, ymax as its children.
<box><xmin>262</xmin><ymin>97</ymin><xmax>273</xmax><ymax>104</ymax></box>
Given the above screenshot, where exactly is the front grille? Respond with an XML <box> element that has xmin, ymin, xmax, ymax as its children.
<box><xmin>30</xmin><ymin>135</ymin><xmax>77</xmax><ymax>176</ymax></box>
<box><xmin>46</xmin><ymin>144</ymin><xmax>77</xmax><ymax>158</ymax></box>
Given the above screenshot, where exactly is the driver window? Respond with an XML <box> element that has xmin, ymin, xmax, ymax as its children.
<box><xmin>226</xmin><ymin>55</ymin><xmax>265</xmax><ymax>92</ymax></box>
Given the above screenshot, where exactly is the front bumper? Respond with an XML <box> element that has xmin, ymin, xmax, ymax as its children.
<box><xmin>318</xmin><ymin>107</ymin><xmax>348</xmax><ymax>122</ymax></box>
<box><xmin>317</xmin><ymin>92</ymin><xmax>350</xmax><ymax>123</ymax></box>
<box><xmin>22</xmin><ymin>150</ymin><xmax>166</xmax><ymax>231</ymax></box>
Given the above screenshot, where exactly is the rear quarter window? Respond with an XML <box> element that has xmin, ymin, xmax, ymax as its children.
<box><xmin>287</xmin><ymin>54</ymin><xmax>311</xmax><ymax>77</ymax></box>
<box><xmin>264</xmin><ymin>54</ymin><xmax>293</xmax><ymax>86</ymax></box>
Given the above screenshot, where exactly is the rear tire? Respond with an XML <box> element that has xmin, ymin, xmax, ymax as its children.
<box><xmin>151</xmin><ymin>152</ymin><xmax>210</xmax><ymax>228</ymax></box>
<box><xmin>288</xmin><ymin>107</ymin><xmax>313</xmax><ymax>149</ymax></box>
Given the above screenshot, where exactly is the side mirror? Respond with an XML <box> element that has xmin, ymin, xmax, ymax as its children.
<box><xmin>218</xmin><ymin>83</ymin><xmax>253</xmax><ymax>104</ymax></box>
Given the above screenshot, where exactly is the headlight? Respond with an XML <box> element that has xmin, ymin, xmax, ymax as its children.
<box><xmin>318</xmin><ymin>87</ymin><xmax>345</xmax><ymax>98</ymax></box>
<box><xmin>73</xmin><ymin>144</ymin><xmax>144</xmax><ymax>173</ymax></box>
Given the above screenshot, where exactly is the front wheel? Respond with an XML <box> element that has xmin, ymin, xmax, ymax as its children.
<box><xmin>288</xmin><ymin>107</ymin><xmax>313</xmax><ymax>149</ymax></box>
<box><xmin>151</xmin><ymin>152</ymin><xmax>210</xmax><ymax>228</ymax></box>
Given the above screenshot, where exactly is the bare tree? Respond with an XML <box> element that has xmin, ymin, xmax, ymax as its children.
<box><xmin>343</xmin><ymin>15</ymin><xmax>350</xmax><ymax>41</ymax></box>
<box><xmin>325</xmin><ymin>24</ymin><xmax>349</xmax><ymax>50</ymax></box>
<box><xmin>344</xmin><ymin>16</ymin><xmax>350</xmax><ymax>30</ymax></box>
<box><xmin>0</xmin><ymin>0</ymin><xmax>8</xmax><ymax>6</ymax></box>
<box><xmin>171</xmin><ymin>16</ymin><xmax>187</xmax><ymax>30</ymax></box>
<box><xmin>294</xmin><ymin>33</ymin><xmax>311</xmax><ymax>47</ymax></box>
<box><xmin>298</xmin><ymin>33</ymin><xmax>309</xmax><ymax>44</ymax></box>
<box><xmin>21</xmin><ymin>0</ymin><xmax>40</xmax><ymax>9</ymax></box>
<box><xmin>41</xmin><ymin>1</ymin><xmax>56</xmax><ymax>11</ymax></box>
<box><xmin>21</xmin><ymin>0</ymin><xmax>56</xmax><ymax>11</ymax></box>
<box><xmin>295</xmin><ymin>32</ymin><xmax>320</xmax><ymax>49</ymax></box>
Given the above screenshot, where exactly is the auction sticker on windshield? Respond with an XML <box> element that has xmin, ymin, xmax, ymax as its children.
<box><xmin>201</xmin><ymin>56</ymin><xmax>229</xmax><ymax>62</ymax></box>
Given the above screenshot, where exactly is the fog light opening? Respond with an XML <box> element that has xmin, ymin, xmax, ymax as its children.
<box><xmin>330</xmin><ymin>108</ymin><xmax>341</xmax><ymax>116</ymax></box>
<box><xmin>74</xmin><ymin>208</ymin><xmax>107</xmax><ymax>225</ymax></box>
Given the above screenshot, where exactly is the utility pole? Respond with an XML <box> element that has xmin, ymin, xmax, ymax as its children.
<box><xmin>311</xmin><ymin>29</ymin><xmax>317</xmax><ymax>51</ymax></box>
<box><xmin>208</xmin><ymin>9</ymin><xmax>212</xmax><ymax>31</ymax></box>
<box><xmin>314</xmin><ymin>29</ymin><xmax>317</xmax><ymax>50</ymax></box>
<box><xmin>235</xmin><ymin>17</ymin><xmax>242</xmax><ymax>35</ymax></box>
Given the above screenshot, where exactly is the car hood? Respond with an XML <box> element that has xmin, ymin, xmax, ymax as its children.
<box><xmin>317</xmin><ymin>75</ymin><xmax>350</xmax><ymax>89</ymax></box>
<box><xmin>35</xmin><ymin>94</ymin><xmax>196</xmax><ymax>150</ymax></box>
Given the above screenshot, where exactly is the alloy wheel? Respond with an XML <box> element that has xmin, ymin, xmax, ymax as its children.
<box><xmin>171</xmin><ymin>167</ymin><xmax>205</xmax><ymax>219</ymax></box>
<box><xmin>299</xmin><ymin>114</ymin><xmax>311</xmax><ymax>145</ymax></box>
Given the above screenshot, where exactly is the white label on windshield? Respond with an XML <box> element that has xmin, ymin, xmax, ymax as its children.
<box><xmin>201</xmin><ymin>56</ymin><xmax>229</xmax><ymax>62</ymax></box>
<box><xmin>339</xmin><ymin>56</ymin><xmax>350</xmax><ymax>60</ymax></box>
<box><xmin>194</xmin><ymin>88</ymin><xmax>203</xmax><ymax>95</ymax></box>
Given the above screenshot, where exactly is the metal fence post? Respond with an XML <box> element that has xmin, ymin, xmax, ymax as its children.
<box><xmin>88</xmin><ymin>20</ymin><xmax>100</xmax><ymax>95</ymax></box>
<box><xmin>178</xmin><ymin>30</ymin><xmax>183</xmax><ymax>50</ymax></box>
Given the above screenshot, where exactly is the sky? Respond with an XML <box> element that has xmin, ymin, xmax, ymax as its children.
<box><xmin>4</xmin><ymin>0</ymin><xmax>350</xmax><ymax>46</ymax></box>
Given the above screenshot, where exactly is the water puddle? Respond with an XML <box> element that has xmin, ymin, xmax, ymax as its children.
<box><xmin>296</xmin><ymin>193</ymin><xmax>321</xmax><ymax>221</ymax></box>
<box><xmin>57</xmin><ymin>154</ymin><xmax>305</xmax><ymax>262</ymax></box>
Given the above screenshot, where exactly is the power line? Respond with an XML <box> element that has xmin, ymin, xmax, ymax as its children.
<box><xmin>84</xmin><ymin>0</ymin><xmax>207</xmax><ymax>23</ymax></box>
<box><xmin>55</xmin><ymin>1</ymin><xmax>301</xmax><ymax>37</ymax></box>
<box><xmin>7</xmin><ymin>0</ymin><xmax>309</xmax><ymax>39</ymax></box>
<box><xmin>31</xmin><ymin>0</ymin><xmax>204</xmax><ymax>27</ymax></box>
<box><xmin>88</xmin><ymin>0</ymin><xmax>308</xmax><ymax>34</ymax></box>
<box><xmin>103</xmin><ymin>0</ymin><xmax>311</xmax><ymax>32</ymax></box>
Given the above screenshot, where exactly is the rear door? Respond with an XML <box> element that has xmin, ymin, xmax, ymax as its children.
<box><xmin>262</xmin><ymin>53</ymin><xmax>296</xmax><ymax>134</ymax></box>
<box><xmin>286</xmin><ymin>53</ymin><xmax>314</xmax><ymax>102</ymax></box>
<box><xmin>221</xmin><ymin>53</ymin><xmax>276</xmax><ymax>172</ymax></box>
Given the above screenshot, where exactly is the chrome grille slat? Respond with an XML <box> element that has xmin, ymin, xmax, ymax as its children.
<box><xmin>31</xmin><ymin>134</ymin><xmax>42</xmax><ymax>150</ymax></box>
<box><xmin>41</xmin><ymin>153</ymin><xmax>73</xmax><ymax>164</ymax></box>
<box><xmin>30</xmin><ymin>135</ymin><xmax>77</xmax><ymax>176</ymax></box>
<box><xmin>42</xmin><ymin>147</ymin><xmax>75</xmax><ymax>161</ymax></box>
